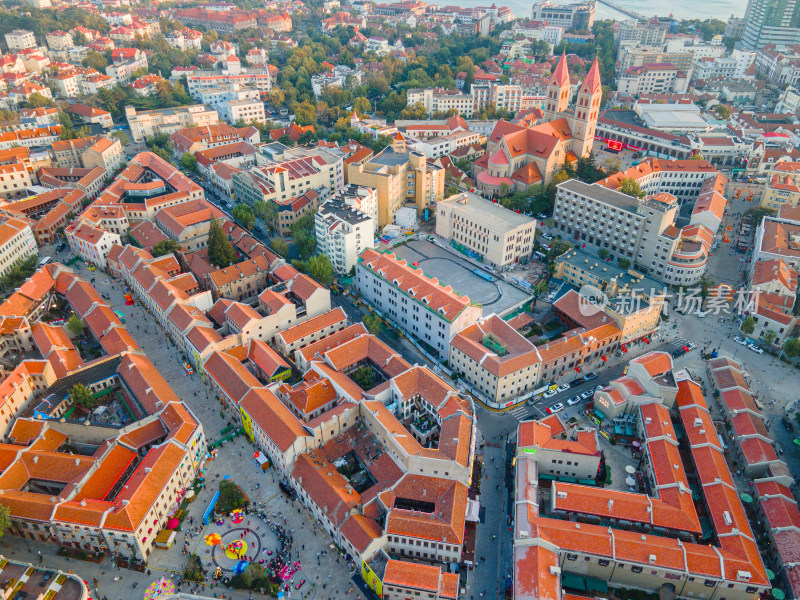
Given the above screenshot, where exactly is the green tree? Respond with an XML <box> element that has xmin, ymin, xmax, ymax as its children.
<box><xmin>446</xmin><ymin>185</ymin><xmax>458</xmax><ymax>196</ymax></box>
<box><xmin>297</xmin><ymin>130</ymin><xmax>317</xmax><ymax>146</ymax></box>
<box><xmin>598</xmin><ymin>248</ymin><xmax>610</xmax><ymax>259</ymax></box>
<box><xmin>69</xmin><ymin>383</ymin><xmax>96</xmax><ymax>408</ymax></box>
<box><xmin>207</xmin><ymin>217</ymin><xmax>236</xmax><ymax>268</ymax></box>
<box><xmin>699</xmin><ymin>276</ymin><xmax>715</xmax><ymax>301</ymax></box>
<box><xmin>271</xmin><ymin>238</ymin><xmax>289</xmax><ymax>256</ymax></box>
<box><xmin>0</xmin><ymin>255</ymin><xmax>37</xmax><ymax>289</ymax></box>
<box><xmin>353</xmin><ymin>96</ymin><xmax>372</xmax><ymax>115</ymax></box>
<box><xmin>67</xmin><ymin>314</ymin><xmax>84</xmax><ymax>336</ymax></box>
<box><xmin>741</xmin><ymin>316</ymin><xmax>755</xmax><ymax>334</ymax></box>
<box><xmin>24</xmin><ymin>93</ymin><xmax>54</xmax><ymax>109</ymax></box>
<box><xmin>180</xmin><ymin>152</ymin><xmax>197</xmax><ymax>172</ymax></box>
<box><xmin>0</xmin><ymin>504</ymin><xmax>9</xmax><ymax>539</ymax></box>
<box><xmin>152</xmin><ymin>239</ymin><xmax>181</xmax><ymax>257</ymax></box>
<box><xmin>232</xmin><ymin>205</ymin><xmax>256</xmax><ymax>230</ymax></box>
<box><xmin>254</xmin><ymin>200</ymin><xmax>278</xmax><ymax>232</ymax></box>
<box><xmin>618</xmin><ymin>257</ymin><xmax>631</xmax><ymax>269</ymax></box>
<box><xmin>351</xmin><ymin>365</ymin><xmax>376</xmax><ymax>390</ymax></box>
<box><xmin>783</xmin><ymin>337</ymin><xmax>800</xmax><ymax>358</ymax></box>
<box><xmin>762</xmin><ymin>329</ymin><xmax>778</xmax><ymax>346</ymax></box>
<box><xmin>277</xmin><ymin>134</ymin><xmax>294</xmax><ymax>147</ymax></box>
<box><xmin>83</xmin><ymin>50</ymin><xmax>108</xmax><ymax>71</ymax></box>
<box><xmin>714</xmin><ymin>104</ymin><xmax>731</xmax><ymax>120</ymax></box>
<box><xmin>290</xmin><ymin>212</ymin><xmax>317</xmax><ymax>259</ymax></box>
<box><xmin>307</xmin><ymin>254</ymin><xmax>334</xmax><ymax>287</ymax></box>
<box><xmin>618</xmin><ymin>177</ymin><xmax>645</xmax><ymax>199</ymax></box>
<box><xmin>363</xmin><ymin>313</ymin><xmax>383</xmax><ymax>335</ymax></box>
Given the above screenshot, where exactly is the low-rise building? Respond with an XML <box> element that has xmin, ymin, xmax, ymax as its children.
<box><xmin>436</xmin><ymin>192</ymin><xmax>536</xmax><ymax>270</ymax></box>
<box><xmin>125</xmin><ymin>105</ymin><xmax>220</xmax><ymax>142</ymax></box>
<box><xmin>0</xmin><ymin>215</ymin><xmax>37</xmax><ymax>277</ymax></box>
<box><xmin>5</xmin><ymin>29</ymin><xmax>36</xmax><ymax>51</ymax></box>
<box><xmin>356</xmin><ymin>249</ymin><xmax>482</xmax><ymax>359</ymax></box>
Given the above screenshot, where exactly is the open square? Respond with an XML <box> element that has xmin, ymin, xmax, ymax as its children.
<box><xmin>390</xmin><ymin>238</ymin><xmax>531</xmax><ymax>316</ymax></box>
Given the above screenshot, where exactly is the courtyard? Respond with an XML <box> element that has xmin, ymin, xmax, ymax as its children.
<box><xmin>390</xmin><ymin>238</ymin><xmax>531</xmax><ymax>316</ymax></box>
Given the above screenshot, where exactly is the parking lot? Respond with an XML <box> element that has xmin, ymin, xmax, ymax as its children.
<box><xmin>390</xmin><ymin>238</ymin><xmax>531</xmax><ymax>316</ymax></box>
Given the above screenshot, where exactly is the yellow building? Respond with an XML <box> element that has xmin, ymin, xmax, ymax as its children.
<box><xmin>347</xmin><ymin>134</ymin><xmax>445</xmax><ymax>227</ymax></box>
<box><xmin>761</xmin><ymin>164</ymin><xmax>800</xmax><ymax>211</ymax></box>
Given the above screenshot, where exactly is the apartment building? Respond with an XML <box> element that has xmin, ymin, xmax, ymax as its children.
<box><xmin>217</xmin><ymin>97</ymin><xmax>266</xmax><ymax>125</ymax></box>
<box><xmin>273</xmin><ymin>307</ymin><xmax>348</xmax><ymax>355</ymax></box>
<box><xmin>615</xmin><ymin>19</ymin><xmax>668</xmax><ymax>47</ymax></box>
<box><xmin>436</xmin><ymin>192</ymin><xmax>536</xmax><ymax>270</ymax></box>
<box><xmin>0</xmin><ymin>215</ymin><xmax>37</xmax><ymax>277</ymax></box>
<box><xmin>617</xmin><ymin>45</ymin><xmax>697</xmax><ymax>74</ymax></box>
<box><xmin>617</xmin><ymin>63</ymin><xmax>690</xmax><ymax>96</ymax></box>
<box><xmin>185</xmin><ymin>68</ymin><xmax>274</xmax><ymax>96</ymax></box>
<box><xmin>0</xmin><ymin>160</ymin><xmax>32</xmax><ymax>199</ymax></box>
<box><xmin>233</xmin><ymin>146</ymin><xmax>344</xmax><ymax>234</ymax></box>
<box><xmin>125</xmin><ymin>105</ymin><xmax>220</xmax><ymax>142</ymax></box>
<box><xmin>315</xmin><ymin>200</ymin><xmax>374</xmax><ymax>275</ymax></box>
<box><xmin>761</xmin><ymin>162</ymin><xmax>800</xmax><ymax>210</ymax></box>
<box><xmin>347</xmin><ymin>135</ymin><xmax>444</xmax><ymax>227</ymax></box>
<box><xmin>530</xmin><ymin>1</ymin><xmax>595</xmax><ymax>30</ymax></box>
<box><xmin>325</xmin><ymin>184</ymin><xmax>379</xmax><ymax>227</ymax></box>
<box><xmin>51</xmin><ymin>136</ymin><xmax>124</xmax><ymax>173</ymax></box>
<box><xmin>356</xmin><ymin>249</ymin><xmax>482</xmax><ymax>359</ymax></box>
<box><xmin>65</xmin><ymin>221</ymin><xmax>122</xmax><ymax>268</ymax></box>
<box><xmin>5</xmin><ymin>29</ymin><xmax>36</xmax><ymax>51</ymax></box>
<box><xmin>407</xmin><ymin>88</ymin><xmax>476</xmax><ymax>118</ymax></box>
<box><xmin>208</xmin><ymin>254</ymin><xmax>272</xmax><ymax>301</ymax></box>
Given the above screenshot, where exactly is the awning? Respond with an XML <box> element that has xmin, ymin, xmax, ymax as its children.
<box><xmin>562</xmin><ymin>573</ymin><xmax>586</xmax><ymax>591</ymax></box>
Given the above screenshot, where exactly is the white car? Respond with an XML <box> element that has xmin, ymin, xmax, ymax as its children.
<box><xmin>748</xmin><ymin>343</ymin><xmax>764</xmax><ymax>355</ymax></box>
<box><xmin>567</xmin><ymin>395</ymin><xmax>581</xmax><ymax>406</ymax></box>
<box><xmin>685</xmin><ymin>342</ymin><xmax>696</xmax><ymax>350</ymax></box>
<box><xmin>581</xmin><ymin>389</ymin><xmax>595</xmax><ymax>400</ymax></box>
<box><xmin>547</xmin><ymin>403</ymin><xmax>564</xmax><ymax>414</ymax></box>
<box><xmin>541</xmin><ymin>233</ymin><xmax>553</xmax><ymax>240</ymax></box>
<box><xmin>556</xmin><ymin>383</ymin><xmax>569</xmax><ymax>393</ymax></box>
<box><xmin>543</xmin><ymin>389</ymin><xmax>557</xmax><ymax>399</ymax></box>
<box><xmin>733</xmin><ymin>336</ymin><xmax>748</xmax><ymax>346</ymax></box>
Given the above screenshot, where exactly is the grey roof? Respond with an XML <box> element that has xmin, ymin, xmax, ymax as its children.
<box><xmin>441</xmin><ymin>192</ymin><xmax>535</xmax><ymax>232</ymax></box>
<box><xmin>318</xmin><ymin>200</ymin><xmax>372</xmax><ymax>225</ymax></box>
<box><xmin>370</xmin><ymin>147</ymin><xmax>409</xmax><ymax>167</ymax></box>
<box><xmin>557</xmin><ymin>179</ymin><xmax>641</xmax><ymax>213</ymax></box>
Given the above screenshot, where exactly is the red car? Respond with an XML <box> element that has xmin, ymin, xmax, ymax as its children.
<box><xmin>295</xmin><ymin>579</ymin><xmax>306</xmax><ymax>590</ymax></box>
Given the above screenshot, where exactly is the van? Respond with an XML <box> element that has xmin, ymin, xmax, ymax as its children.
<box><xmin>38</xmin><ymin>256</ymin><xmax>52</xmax><ymax>267</ymax></box>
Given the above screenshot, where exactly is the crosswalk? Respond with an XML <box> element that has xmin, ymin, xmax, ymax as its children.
<box><xmin>508</xmin><ymin>404</ymin><xmax>530</xmax><ymax>419</ymax></box>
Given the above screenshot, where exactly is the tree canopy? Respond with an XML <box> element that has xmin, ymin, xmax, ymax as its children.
<box><xmin>207</xmin><ymin>217</ymin><xmax>236</xmax><ymax>268</ymax></box>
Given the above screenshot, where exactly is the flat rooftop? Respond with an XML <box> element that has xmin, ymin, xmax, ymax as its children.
<box><xmin>441</xmin><ymin>192</ymin><xmax>536</xmax><ymax>232</ymax></box>
<box><xmin>636</xmin><ymin>103</ymin><xmax>710</xmax><ymax>131</ymax></box>
<box><xmin>558</xmin><ymin>179</ymin><xmax>641</xmax><ymax>213</ymax></box>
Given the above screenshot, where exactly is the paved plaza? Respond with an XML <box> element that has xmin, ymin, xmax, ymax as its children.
<box><xmin>390</xmin><ymin>238</ymin><xmax>531</xmax><ymax>316</ymax></box>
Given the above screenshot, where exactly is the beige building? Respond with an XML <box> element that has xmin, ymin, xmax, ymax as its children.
<box><xmin>356</xmin><ymin>249</ymin><xmax>482</xmax><ymax>359</ymax></box>
<box><xmin>450</xmin><ymin>314</ymin><xmax>542</xmax><ymax>404</ymax></box>
<box><xmin>0</xmin><ymin>215</ymin><xmax>37</xmax><ymax>278</ymax></box>
<box><xmin>436</xmin><ymin>192</ymin><xmax>536</xmax><ymax>270</ymax></box>
<box><xmin>51</xmin><ymin>136</ymin><xmax>124</xmax><ymax>173</ymax></box>
<box><xmin>125</xmin><ymin>104</ymin><xmax>220</xmax><ymax>142</ymax></box>
<box><xmin>0</xmin><ymin>161</ymin><xmax>32</xmax><ymax>199</ymax></box>
<box><xmin>347</xmin><ymin>135</ymin><xmax>445</xmax><ymax>227</ymax></box>
<box><xmin>761</xmin><ymin>163</ymin><xmax>800</xmax><ymax>211</ymax></box>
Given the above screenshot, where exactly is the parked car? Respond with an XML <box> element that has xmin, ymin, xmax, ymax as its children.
<box><xmin>581</xmin><ymin>389</ymin><xmax>595</xmax><ymax>400</ymax></box>
<box><xmin>748</xmin><ymin>343</ymin><xmax>764</xmax><ymax>355</ymax></box>
<box><xmin>584</xmin><ymin>372</ymin><xmax>598</xmax><ymax>381</ymax></box>
<box><xmin>685</xmin><ymin>342</ymin><xmax>696</xmax><ymax>350</ymax></box>
<box><xmin>733</xmin><ymin>336</ymin><xmax>748</xmax><ymax>346</ymax></box>
<box><xmin>541</xmin><ymin>233</ymin><xmax>553</xmax><ymax>240</ymax></box>
<box><xmin>567</xmin><ymin>395</ymin><xmax>581</xmax><ymax>406</ymax></box>
<box><xmin>546</xmin><ymin>403</ymin><xmax>564</xmax><ymax>414</ymax></box>
<box><xmin>569</xmin><ymin>376</ymin><xmax>585</xmax><ymax>387</ymax></box>
<box><xmin>543</xmin><ymin>389</ymin><xmax>557</xmax><ymax>399</ymax></box>
<box><xmin>556</xmin><ymin>383</ymin><xmax>569</xmax><ymax>393</ymax></box>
